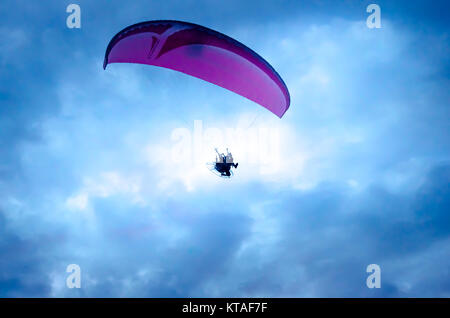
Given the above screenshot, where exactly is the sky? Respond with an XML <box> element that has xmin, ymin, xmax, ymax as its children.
<box><xmin>0</xmin><ymin>0</ymin><xmax>449</xmax><ymax>297</ymax></box>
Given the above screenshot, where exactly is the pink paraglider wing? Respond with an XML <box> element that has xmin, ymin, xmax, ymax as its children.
<box><xmin>104</xmin><ymin>20</ymin><xmax>290</xmax><ymax>118</ymax></box>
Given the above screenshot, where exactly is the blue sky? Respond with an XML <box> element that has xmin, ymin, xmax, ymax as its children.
<box><xmin>0</xmin><ymin>0</ymin><xmax>449</xmax><ymax>297</ymax></box>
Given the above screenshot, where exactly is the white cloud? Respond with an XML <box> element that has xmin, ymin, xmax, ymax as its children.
<box><xmin>65</xmin><ymin>171</ymin><xmax>144</xmax><ymax>211</ymax></box>
<box><xmin>66</xmin><ymin>193</ymin><xmax>88</xmax><ymax>210</ymax></box>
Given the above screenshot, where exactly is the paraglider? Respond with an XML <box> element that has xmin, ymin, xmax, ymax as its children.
<box><xmin>207</xmin><ymin>148</ymin><xmax>239</xmax><ymax>178</ymax></box>
<box><xmin>103</xmin><ymin>20</ymin><xmax>290</xmax><ymax>117</ymax></box>
<box><xmin>104</xmin><ymin>20</ymin><xmax>291</xmax><ymax>179</ymax></box>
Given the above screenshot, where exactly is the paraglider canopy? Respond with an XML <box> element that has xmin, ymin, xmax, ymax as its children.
<box><xmin>104</xmin><ymin>20</ymin><xmax>290</xmax><ymax>118</ymax></box>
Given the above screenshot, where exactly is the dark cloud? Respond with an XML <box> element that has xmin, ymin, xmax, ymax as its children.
<box><xmin>0</xmin><ymin>160</ymin><xmax>448</xmax><ymax>297</ymax></box>
<box><xmin>227</xmin><ymin>163</ymin><xmax>450</xmax><ymax>297</ymax></box>
<box><xmin>0</xmin><ymin>212</ymin><xmax>67</xmax><ymax>297</ymax></box>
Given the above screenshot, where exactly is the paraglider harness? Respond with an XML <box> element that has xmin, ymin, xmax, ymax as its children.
<box><xmin>213</xmin><ymin>148</ymin><xmax>238</xmax><ymax>177</ymax></box>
